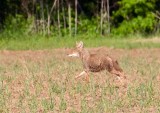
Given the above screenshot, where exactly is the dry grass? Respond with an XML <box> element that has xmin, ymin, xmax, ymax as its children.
<box><xmin>0</xmin><ymin>48</ymin><xmax>160</xmax><ymax>113</ymax></box>
<box><xmin>132</xmin><ymin>37</ymin><xmax>160</xmax><ymax>43</ymax></box>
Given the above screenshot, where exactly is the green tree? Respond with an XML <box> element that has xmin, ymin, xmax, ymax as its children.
<box><xmin>112</xmin><ymin>0</ymin><xmax>157</xmax><ymax>35</ymax></box>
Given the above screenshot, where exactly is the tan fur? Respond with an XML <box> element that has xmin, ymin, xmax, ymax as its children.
<box><xmin>68</xmin><ymin>41</ymin><xmax>126</xmax><ymax>81</ymax></box>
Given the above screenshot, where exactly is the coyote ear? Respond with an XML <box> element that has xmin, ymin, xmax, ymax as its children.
<box><xmin>76</xmin><ymin>41</ymin><xmax>84</xmax><ymax>49</ymax></box>
<box><xmin>78</xmin><ymin>41</ymin><xmax>84</xmax><ymax>48</ymax></box>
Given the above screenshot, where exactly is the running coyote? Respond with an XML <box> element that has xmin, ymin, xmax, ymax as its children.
<box><xmin>68</xmin><ymin>41</ymin><xmax>126</xmax><ymax>81</ymax></box>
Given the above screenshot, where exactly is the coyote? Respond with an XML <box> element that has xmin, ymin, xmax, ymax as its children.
<box><xmin>68</xmin><ymin>41</ymin><xmax>126</xmax><ymax>81</ymax></box>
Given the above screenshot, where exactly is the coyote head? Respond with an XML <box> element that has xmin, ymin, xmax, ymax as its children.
<box><xmin>68</xmin><ymin>41</ymin><xmax>84</xmax><ymax>57</ymax></box>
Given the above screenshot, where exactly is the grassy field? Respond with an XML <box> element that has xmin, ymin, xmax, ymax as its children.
<box><xmin>0</xmin><ymin>47</ymin><xmax>160</xmax><ymax>113</ymax></box>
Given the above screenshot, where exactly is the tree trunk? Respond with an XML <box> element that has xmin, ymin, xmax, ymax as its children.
<box><xmin>100</xmin><ymin>0</ymin><xmax>104</xmax><ymax>35</ymax></box>
<box><xmin>107</xmin><ymin>0</ymin><xmax>110</xmax><ymax>34</ymax></box>
<box><xmin>46</xmin><ymin>4</ymin><xmax>50</xmax><ymax>36</ymax></box>
<box><xmin>75</xmin><ymin>0</ymin><xmax>78</xmax><ymax>36</ymax></box>
<box><xmin>40</xmin><ymin>0</ymin><xmax>45</xmax><ymax>35</ymax></box>
<box><xmin>47</xmin><ymin>0</ymin><xmax>57</xmax><ymax>36</ymax></box>
<box><xmin>62</xmin><ymin>0</ymin><xmax>67</xmax><ymax>34</ymax></box>
<box><xmin>57</xmin><ymin>0</ymin><xmax>61</xmax><ymax>36</ymax></box>
<box><xmin>68</xmin><ymin>1</ymin><xmax>72</xmax><ymax>37</ymax></box>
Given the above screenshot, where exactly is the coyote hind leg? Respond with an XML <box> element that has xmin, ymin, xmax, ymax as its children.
<box><xmin>109</xmin><ymin>69</ymin><xmax>128</xmax><ymax>87</ymax></box>
<box><xmin>110</xmin><ymin>69</ymin><xmax>126</xmax><ymax>79</ymax></box>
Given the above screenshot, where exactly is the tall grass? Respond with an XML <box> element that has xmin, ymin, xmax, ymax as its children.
<box><xmin>0</xmin><ymin>33</ymin><xmax>160</xmax><ymax>50</ymax></box>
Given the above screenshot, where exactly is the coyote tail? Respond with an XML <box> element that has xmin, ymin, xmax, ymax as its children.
<box><xmin>113</xmin><ymin>60</ymin><xmax>123</xmax><ymax>72</ymax></box>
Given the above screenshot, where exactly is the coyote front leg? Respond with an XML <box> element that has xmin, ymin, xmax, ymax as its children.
<box><xmin>75</xmin><ymin>71</ymin><xmax>90</xmax><ymax>82</ymax></box>
<box><xmin>75</xmin><ymin>71</ymin><xmax>87</xmax><ymax>79</ymax></box>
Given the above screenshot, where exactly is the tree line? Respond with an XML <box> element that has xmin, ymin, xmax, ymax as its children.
<box><xmin>0</xmin><ymin>0</ymin><xmax>160</xmax><ymax>37</ymax></box>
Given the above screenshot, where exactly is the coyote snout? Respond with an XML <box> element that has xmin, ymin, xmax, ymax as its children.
<box><xmin>67</xmin><ymin>50</ymin><xmax>79</xmax><ymax>57</ymax></box>
<box><xmin>68</xmin><ymin>41</ymin><xmax>126</xmax><ymax>82</ymax></box>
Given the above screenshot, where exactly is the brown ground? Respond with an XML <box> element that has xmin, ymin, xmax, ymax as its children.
<box><xmin>0</xmin><ymin>48</ymin><xmax>160</xmax><ymax>113</ymax></box>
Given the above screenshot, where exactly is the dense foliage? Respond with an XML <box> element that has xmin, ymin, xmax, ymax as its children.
<box><xmin>0</xmin><ymin>0</ymin><xmax>160</xmax><ymax>38</ymax></box>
